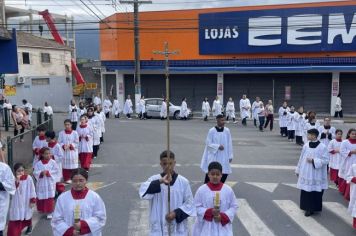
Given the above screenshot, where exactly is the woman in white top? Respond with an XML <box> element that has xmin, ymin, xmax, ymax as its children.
<box><xmin>334</xmin><ymin>93</ymin><xmax>343</xmax><ymax>118</ymax></box>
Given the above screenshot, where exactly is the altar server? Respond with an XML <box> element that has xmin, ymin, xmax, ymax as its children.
<box><xmin>278</xmin><ymin>101</ymin><xmax>289</xmax><ymax>137</ymax></box>
<box><xmin>123</xmin><ymin>95</ymin><xmax>133</xmax><ymax>119</ymax></box>
<box><xmin>239</xmin><ymin>95</ymin><xmax>251</xmax><ymax>126</ymax></box>
<box><xmin>202</xmin><ymin>98</ymin><xmax>211</xmax><ymax>122</ymax></box>
<box><xmin>340</xmin><ymin>129</ymin><xmax>356</xmax><ymax>201</ymax></box>
<box><xmin>212</xmin><ymin>96</ymin><xmax>222</xmax><ymax>117</ymax></box>
<box><xmin>226</xmin><ymin>97</ymin><xmax>237</xmax><ymax>124</ymax></box>
<box><xmin>328</xmin><ymin>129</ymin><xmax>343</xmax><ymax>185</ymax></box>
<box><xmin>76</xmin><ymin>115</ymin><xmax>94</xmax><ymax>171</ymax></box>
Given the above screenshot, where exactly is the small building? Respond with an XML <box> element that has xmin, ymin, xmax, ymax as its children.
<box><xmin>4</xmin><ymin>31</ymin><xmax>73</xmax><ymax>111</ymax></box>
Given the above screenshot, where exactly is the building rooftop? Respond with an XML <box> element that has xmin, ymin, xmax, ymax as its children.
<box><xmin>16</xmin><ymin>31</ymin><xmax>72</xmax><ymax>51</ymax></box>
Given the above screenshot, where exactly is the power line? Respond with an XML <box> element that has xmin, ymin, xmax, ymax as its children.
<box><xmin>78</xmin><ymin>0</ymin><xmax>112</xmax><ymax>29</ymax></box>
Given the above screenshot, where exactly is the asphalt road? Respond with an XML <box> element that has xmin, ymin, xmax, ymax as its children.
<box><xmin>31</xmin><ymin>116</ymin><xmax>356</xmax><ymax>236</ymax></box>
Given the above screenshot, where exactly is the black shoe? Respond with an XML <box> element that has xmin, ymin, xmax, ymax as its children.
<box><xmin>25</xmin><ymin>226</ymin><xmax>32</xmax><ymax>235</ymax></box>
<box><xmin>304</xmin><ymin>211</ymin><xmax>314</xmax><ymax>217</ymax></box>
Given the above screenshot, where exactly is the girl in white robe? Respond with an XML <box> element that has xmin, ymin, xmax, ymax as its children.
<box><xmin>112</xmin><ymin>98</ymin><xmax>121</xmax><ymax>118</ymax></box>
<box><xmin>201</xmin><ymin>115</ymin><xmax>233</xmax><ymax>184</ymax></box>
<box><xmin>102</xmin><ymin>98</ymin><xmax>112</xmax><ymax>118</ymax></box>
<box><xmin>77</xmin><ymin>115</ymin><xmax>94</xmax><ymax>171</ymax></box>
<box><xmin>295</xmin><ymin>107</ymin><xmax>306</xmax><ymax>145</ymax></box>
<box><xmin>346</xmin><ymin>164</ymin><xmax>356</xmax><ymax>230</ymax></box>
<box><xmin>58</xmin><ymin>120</ymin><xmax>79</xmax><ymax>183</ymax></box>
<box><xmin>52</xmin><ymin>168</ymin><xmax>106</xmax><ymax>236</ymax></box>
<box><xmin>160</xmin><ymin>100</ymin><xmax>167</xmax><ymax>120</ymax></box>
<box><xmin>123</xmin><ymin>95</ymin><xmax>133</xmax><ymax>119</ymax></box>
<box><xmin>278</xmin><ymin>102</ymin><xmax>289</xmax><ymax>137</ymax></box>
<box><xmin>33</xmin><ymin>147</ymin><xmax>60</xmax><ymax>218</ymax></box>
<box><xmin>318</xmin><ymin>117</ymin><xmax>336</xmax><ymax>148</ymax></box>
<box><xmin>202</xmin><ymin>98</ymin><xmax>211</xmax><ymax>121</ymax></box>
<box><xmin>32</xmin><ymin>126</ymin><xmax>48</xmax><ymax>166</ymax></box>
<box><xmin>295</xmin><ymin>128</ymin><xmax>329</xmax><ymax>217</ymax></box>
<box><xmin>139</xmin><ymin>150</ymin><xmax>196</xmax><ymax>236</ymax></box>
<box><xmin>239</xmin><ymin>95</ymin><xmax>251</xmax><ymax>126</ymax></box>
<box><xmin>225</xmin><ymin>98</ymin><xmax>236</xmax><ymax>124</ymax></box>
<box><xmin>193</xmin><ymin>162</ymin><xmax>238</xmax><ymax>236</ymax></box>
<box><xmin>8</xmin><ymin>163</ymin><xmax>36</xmax><ymax>236</ymax></box>
<box><xmin>46</xmin><ymin>130</ymin><xmax>65</xmax><ymax>195</ymax></box>
<box><xmin>212</xmin><ymin>97</ymin><xmax>222</xmax><ymax>117</ymax></box>
<box><xmin>179</xmin><ymin>98</ymin><xmax>189</xmax><ymax>120</ymax></box>
<box><xmin>339</xmin><ymin>129</ymin><xmax>356</xmax><ymax>201</ymax></box>
<box><xmin>328</xmin><ymin>129</ymin><xmax>343</xmax><ymax>185</ymax></box>
<box><xmin>88</xmin><ymin>108</ymin><xmax>101</xmax><ymax>159</ymax></box>
<box><xmin>0</xmin><ymin>161</ymin><xmax>16</xmax><ymax>235</ymax></box>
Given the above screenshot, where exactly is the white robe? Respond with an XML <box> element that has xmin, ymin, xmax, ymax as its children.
<box><xmin>0</xmin><ymin>162</ymin><xmax>16</xmax><ymax>231</ymax></box>
<box><xmin>339</xmin><ymin>140</ymin><xmax>356</xmax><ymax>180</ymax></box>
<box><xmin>32</xmin><ymin>136</ymin><xmax>48</xmax><ymax>165</ymax></box>
<box><xmin>201</xmin><ymin>127</ymin><xmax>233</xmax><ymax>174</ymax></box>
<box><xmin>98</xmin><ymin>112</ymin><xmax>106</xmax><ymax>134</ymax></box>
<box><xmin>239</xmin><ymin>98</ymin><xmax>251</xmax><ymax>119</ymax></box>
<box><xmin>318</xmin><ymin>126</ymin><xmax>336</xmax><ymax>147</ymax></box>
<box><xmin>295</xmin><ymin>142</ymin><xmax>329</xmax><ymax>192</ymax></box>
<box><xmin>179</xmin><ymin>101</ymin><xmax>189</xmax><ymax>118</ymax></box>
<box><xmin>346</xmin><ymin>164</ymin><xmax>356</xmax><ymax>217</ymax></box>
<box><xmin>139</xmin><ymin>99</ymin><xmax>146</xmax><ymax>113</ymax></box>
<box><xmin>58</xmin><ymin>130</ymin><xmax>79</xmax><ymax>170</ymax></box>
<box><xmin>88</xmin><ymin>116</ymin><xmax>101</xmax><ymax>146</ymax></box>
<box><xmin>9</xmin><ymin>175</ymin><xmax>36</xmax><ymax>221</ymax></box>
<box><xmin>93</xmin><ymin>96</ymin><xmax>102</xmax><ymax>106</ymax></box>
<box><xmin>78</xmin><ymin>108</ymin><xmax>87</xmax><ymax>121</ymax></box>
<box><xmin>77</xmin><ymin>125</ymin><xmax>94</xmax><ymax>153</ymax></box>
<box><xmin>212</xmin><ymin>100</ymin><xmax>222</xmax><ymax>117</ymax></box>
<box><xmin>33</xmin><ymin>159</ymin><xmax>59</xmax><ymax>200</ymax></box>
<box><xmin>251</xmin><ymin>101</ymin><xmax>262</xmax><ymax>120</ymax></box>
<box><xmin>160</xmin><ymin>101</ymin><xmax>167</xmax><ymax>118</ymax></box>
<box><xmin>202</xmin><ymin>102</ymin><xmax>211</xmax><ymax>118</ymax></box>
<box><xmin>52</xmin><ymin>189</ymin><xmax>107</xmax><ymax>236</ymax></box>
<box><xmin>295</xmin><ymin>113</ymin><xmax>306</xmax><ymax>136</ymax></box>
<box><xmin>103</xmin><ymin>99</ymin><xmax>112</xmax><ymax>114</ymax></box>
<box><xmin>139</xmin><ymin>174</ymin><xmax>196</xmax><ymax>236</ymax></box>
<box><xmin>286</xmin><ymin>112</ymin><xmax>298</xmax><ymax>131</ymax></box>
<box><xmin>225</xmin><ymin>101</ymin><xmax>235</xmax><ymax>119</ymax></box>
<box><xmin>123</xmin><ymin>99</ymin><xmax>133</xmax><ymax>115</ymax></box>
<box><xmin>69</xmin><ymin>105</ymin><xmax>79</xmax><ymax>123</ymax></box>
<box><xmin>48</xmin><ymin>142</ymin><xmax>64</xmax><ymax>182</ymax></box>
<box><xmin>328</xmin><ymin>139</ymin><xmax>342</xmax><ymax>170</ymax></box>
<box><xmin>192</xmin><ymin>184</ymin><xmax>238</xmax><ymax>236</ymax></box>
<box><xmin>303</xmin><ymin>121</ymin><xmax>321</xmax><ymax>144</ymax></box>
<box><xmin>44</xmin><ymin>106</ymin><xmax>54</xmax><ymax>116</ymax></box>
<box><xmin>278</xmin><ymin>107</ymin><xmax>290</xmax><ymax>128</ymax></box>
<box><xmin>335</xmin><ymin>97</ymin><xmax>342</xmax><ymax>112</ymax></box>
<box><xmin>112</xmin><ymin>99</ymin><xmax>122</xmax><ymax>116</ymax></box>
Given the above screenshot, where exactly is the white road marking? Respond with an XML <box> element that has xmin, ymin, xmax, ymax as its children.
<box><xmin>282</xmin><ymin>183</ymin><xmax>298</xmax><ymax>189</ymax></box>
<box><xmin>95</xmin><ymin>181</ymin><xmax>117</xmax><ymax>191</ymax></box>
<box><xmin>323</xmin><ymin>202</ymin><xmax>352</xmax><ymax>226</ymax></box>
<box><xmin>273</xmin><ymin>200</ymin><xmax>334</xmax><ymax>236</ymax></box>
<box><xmin>237</xmin><ymin>198</ymin><xmax>275</xmax><ymax>236</ymax></box>
<box><xmin>127</xmin><ymin>200</ymin><xmax>150</xmax><ymax>236</ymax></box>
<box><xmin>230</xmin><ymin>164</ymin><xmax>295</xmax><ymax>170</ymax></box>
<box><xmin>246</xmin><ymin>182</ymin><xmax>278</xmax><ymax>193</ymax></box>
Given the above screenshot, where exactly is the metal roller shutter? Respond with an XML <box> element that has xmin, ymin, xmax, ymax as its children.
<box><xmin>104</xmin><ymin>74</ymin><xmax>117</xmax><ymax>98</ymax></box>
<box><xmin>340</xmin><ymin>73</ymin><xmax>356</xmax><ymax>115</ymax></box>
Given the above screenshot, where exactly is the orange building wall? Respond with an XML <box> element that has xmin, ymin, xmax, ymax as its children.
<box><xmin>100</xmin><ymin>1</ymin><xmax>356</xmax><ymax>61</ymax></box>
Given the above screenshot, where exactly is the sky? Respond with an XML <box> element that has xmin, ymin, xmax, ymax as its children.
<box><xmin>5</xmin><ymin>0</ymin><xmax>344</xmax><ymax>22</ymax></box>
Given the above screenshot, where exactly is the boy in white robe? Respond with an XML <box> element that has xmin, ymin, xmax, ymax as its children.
<box><xmin>32</xmin><ymin>126</ymin><xmax>48</xmax><ymax>166</ymax></box>
<box><xmin>0</xmin><ymin>160</ymin><xmax>16</xmax><ymax>236</ymax></box>
<box><xmin>112</xmin><ymin>97</ymin><xmax>121</xmax><ymax>118</ymax></box>
<box><xmin>123</xmin><ymin>95</ymin><xmax>133</xmax><ymax>119</ymax></box>
<box><xmin>239</xmin><ymin>94</ymin><xmax>251</xmax><ymax>126</ymax></box>
<box><xmin>318</xmin><ymin>117</ymin><xmax>336</xmax><ymax>147</ymax></box>
<box><xmin>179</xmin><ymin>98</ymin><xmax>189</xmax><ymax>120</ymax></box>
<box><xmin>160</xmin><ymin>99</ymin><xmax>168</xmax><ymax>120</ymax></box>
<box><xmin>346</xmin><ymin>163</ymin><xmax>356</xmax><ymax>230</ymax></box>
<box><xmin>212</xmin><ymin>97</ymin><xmax>222</xmax><ymax>117</ymax></box>
<box><xmin>287</xmin><ymin>106</ymin><xmax>297</xmax><ymax>142</ymax></box>
<box><xmin>52</xmin><ymin>168</ymin><xmax>106</xmax><ymax>236</ymax></box>
<box><xmin>139</xmin><ymin>96</ymin><xmax>147</xmax><ymax>120</ymax></box>
<box><xmin>96</xmin><ymin>106</ymin><xmax>106</xmax><ymax>143</ymax></box>
<box><xmin>295</xmin><ymin>107</ymin><xmax>306</xmax><ymax>146</ymax></box>
<box><xmin>77</xmin><ymin>115</ymin><xmax>94</xmax><ymax>171</ymax></box>
<box><xmin>225</xmin><ymin>97</ymin><xmax>237</xmax><ymax>124</ymax></box>
<box><xmin>8</xmin><ymin>163</ymin><xmax>36</xmax><ymax>236</ymax></box>
<box><xmin>193</xmin><ymin>162</ymin><xmax>238</xmax><ymax>236</ymax></box>
<box><xmin>69</xmin><ymin>100</ymin><xmax>79</xmax><ymax>130</ymax></box>
<box><xmin>328</xmin><ymin>129</ymin><xmax>343</xmax><ymax>186</ymax></box>
<box><xmin>102</xmin><ymin>97</ymin><xmax>112</xmax><ymax>119</ymax></box>
<box><xmin>93</xmin><ymin>94</ymin><xmax>102</xmax><ymax>106</ymax></box>
<box><xmin>88</xmin><ymin>108</ymin><xmax>101</xmax><ymax>160</ymax></box>
<box><xmin>202</xmin><ymin>98</ymin><xmax>211</xmax><ymax>122</ymax></box>
<box><xmin>303</xmin><ymin>112</ymin><xmax>320</xmax><ymax>144</ymax></box>
<box><xmin>278</xmin><ymin>101</ymin><xmax>289</xmax><ymax>137</ymax></box>
<box><xmin>295</xmin><ymin>128</ymin><xmax>329</xmax><ymax>217</ymax></box>
<box><xmin>139</xmin><ymin>150</ymin><xmax>196</xmax><ymax>236</ymax></box>
<box><xmin>58</xmin><ymin>119</ymin><xmax>79</xmax><ymax>183</ymax></box>
<box><xmin>251</xmin><ymin>97</ymin><xmax>261</xmax><ymax>127</ymax></box>
<box><xmin>201</xmin><ymin>114</ymin><xmax>233</xmax><ymax>183</ymax></box>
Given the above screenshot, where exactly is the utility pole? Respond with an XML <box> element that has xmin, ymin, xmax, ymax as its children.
<box><xmin>120</xmin><ymin>0</ymin><xmax>151</xmax><ymax>112</ymax></box>
<box><xmin>153</xmin><ymin>42</ymin><xmax>179</xmax><ymax>236</ymax></box>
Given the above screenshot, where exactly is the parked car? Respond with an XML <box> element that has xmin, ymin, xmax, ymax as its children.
<box><xmin>144</xmin><ymin>98</ymin><xmax>193</xmax><ymax>119</ymax></box>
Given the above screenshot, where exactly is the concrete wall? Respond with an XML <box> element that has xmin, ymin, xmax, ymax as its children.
<box><xmin>4</xmin><ymin>46</ymin><xmax>73</xmax><ymax>111</ymax></box>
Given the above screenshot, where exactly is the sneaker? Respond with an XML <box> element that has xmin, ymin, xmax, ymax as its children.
<box><xmin>47</xmin><ymin>214</ymin><xmax>53</xmax><ymax>219</ymax></box>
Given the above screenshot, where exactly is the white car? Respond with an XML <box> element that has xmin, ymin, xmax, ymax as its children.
<box><xmin>145</xmin><ymin>98</ymin><xmax>192</xmax><ymax>119</ymax></box>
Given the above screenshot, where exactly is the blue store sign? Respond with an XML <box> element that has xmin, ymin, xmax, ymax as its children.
<box><xmin>199</xmin><ymin>5</ymin><xmax>356</xmax><ymax>54</ymax></box>
<box><xmin>0</xmin><ymin>29</ymin><xmax>19</xmax><ymax>74</ymax></box>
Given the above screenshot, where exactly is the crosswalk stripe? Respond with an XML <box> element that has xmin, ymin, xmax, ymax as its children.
<box><xmin>273</xmin><ymin>200</ymin><xmax>333</xmax><ymax>236</ymax></box>
<box><xmin>127</xmin><ymin>200</ymin><xmax>150</xmax><ymax>236</ymax></box>
<box><xmin>323</xmin><ymin>202</ymin><xmax>352</xmax><ymax>226</ymax></box>
<box><xmin>237</xmin><ymin>198</ymin><xmax>275</xmax><ymax>236</ymax></box>
<box><xmin>246</xmin><ymin>182</ymin><xmax>278</xmax><ymax>193</ymax></box>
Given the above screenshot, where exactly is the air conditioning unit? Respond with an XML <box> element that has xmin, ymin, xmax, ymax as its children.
<box><xmin>16</xmin><ymin>77</ymin><xmax>25</xmax><ymax>84</ymax></box>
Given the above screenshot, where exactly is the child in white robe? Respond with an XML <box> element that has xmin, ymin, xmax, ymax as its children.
<box><xmin>179</xmin><ymin>98</ymin><xmax>189</xmax><ymax>120</ymax></box>
<box><xmin>52</xmin><ymin>168</ymin><xmax>106</xmax><ymax>236</ymax></box>
<box><xmin>88</xmin><ymin>108</ymin><xmax>101</xmax><ymax>160</ymax></box>
<box><xmin>328</xmin><ymin>129</ymin><xmax>343</xmax><ymax>186</ymax></box>
<box><xmin>347</xmin><ymin>164</ymin><xmax>356</xmax><ymax>230</ymax></box>
<box><xmin>303</xmin><ymin>111</ymin><xmax>320</xmax><ymax>144</ymax></box>
<box><xmin>278</xmin><ymin>101</ymin><xmax>289</xmax><ymax>137</ymax></box>
<box><xmin>212</xmin><ymin>97</ymin><xmax>222</xmax><ymax>117</ymax></box>
<box><xmin>69</xmin><ymin>100</ymin><xmax>79</xmax><ymax>130</ymax></box>
<box><xmin>58</xmin><ymin>119</ymin><xmax>79</xmax><ymax>183</ymax></box>
<box><xmin>201</xmin><ymin>114</ymin><xmax>233</xmax><ymax>184</ymax></box>
<box><xmin>102</xmin><ymin>97</ymin><xmax>112</xmax><ymax>119</ymax></box>
<box><xmin>7</xmin><ymin>163</ymin><xmax>36</xmax><ymax>236</ymax></box>
<box><xmin>96</xmin><ymin>106</ymin><xmax>106</xmax><ymax>143</ymax></box>
<box><xmin>46</xmin><ymin>131</ymin><xmax>65</xmax><ymax>196</ymax></box>
<box><xmin>160</xmin><ymin>99</ymin><xmax>168</xmax><ymax>120</ymax></box>
<box><xmin>287</xmin><ymin>105</ymin><xmax>297</xmax><ymax>142</ymax></box>
<box><xmin>193</xmin><ymin>162</ymin><xmax>238</xmax><ymax>236</ymax></box>
<box><xmin>112</xmin><ymin>97</ymin><xmax>121</xmax><ymax>118</ymax></box>
<box><xmin>318</xmin><ymin>117</ymin><xmax>336</xmax><ymax>147</ymax></box>
<box><xmin>139</xmin><ymin>150</ymin><xmax>196</xmax><ymax>236</ymax></box>
<box><xmin>202</xmin><ymin>98</ymin><xmax>211</xmax><ymax>122</ymax></box>
<box><xmin>225</xmin><ymin>97</ymin><xmax>237</xmax><ymax>124</ymax></box>
<box><xmin>295</xmin><ymin>107</ymin><xmax>306</xmax><ymax>146</ymax></box>
<box><xmin>0</xmin><ymin>161</ymin><xmax>16</xmax><ymax>236</ymax></box>
<box><xmin>123</xmin><ymin>95</ymin><xmax>133</xmax><ymax>119</ymax></box>
<box><xmin>251</xmin><ymin>97</ymin><xmax>261</xmax><ymax>127</ymax></box>
<box><xmin>340</xmin><ymin>128</ymin><xmax>356</xmax><ymax>201</ymax></box>
<box><xmin>32</xmin><ymin>126</ymin><xmax>48</xmax><ymax>166</ymax></box>
<box><xmin>239</xmin><ymin>95</ymin><xmax>251</xmax><ymax>126</ymax></box>
<box><xmin>296</xmin><ymin>128</ymin><xmax>329</xmax><ymax>217</ymax></box>
<box><xmin>77</xmin><ymin>115</ymin><xmax>94</xmax><ymax>171</ymax></box>
<box><xmin>33</xmin><ymin>147</ymin><xmax>60</xmax><ymax>219</ymax></box>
